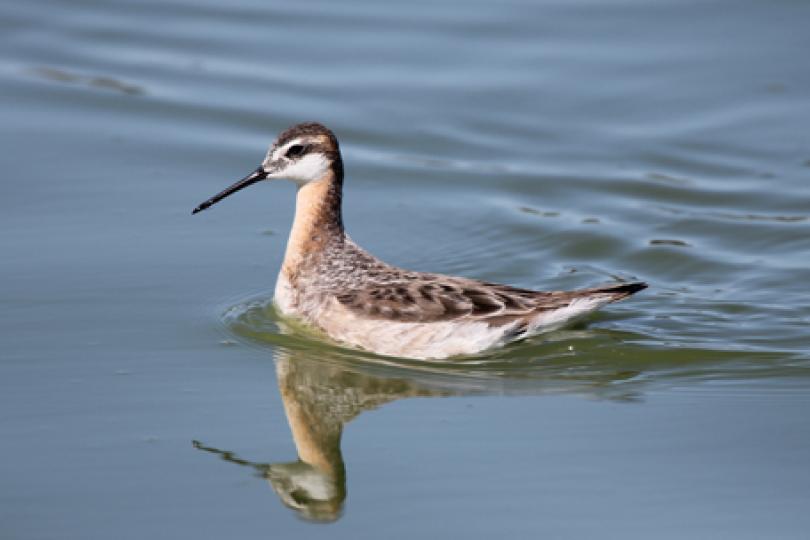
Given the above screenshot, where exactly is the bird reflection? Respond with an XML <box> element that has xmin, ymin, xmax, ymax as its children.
<box><xmin>193</xmin><ymin>325</ymin><xmax>659</xmax><ymax>522</ymax></box>
<box><xmin>193</xmin><ymin>296</ymin><xmax>786</xmax><ymax>524</ymax></box>
<box><xmin>193</xmin><ymin>348</ymin><xmax>450</xmax><ymax>522</ymax></box>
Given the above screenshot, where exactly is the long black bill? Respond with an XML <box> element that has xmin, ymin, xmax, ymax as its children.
<box><xmin>192</xmin><ymin>166</ymin><xmax>268</xmax><ymax>215</ymax></box>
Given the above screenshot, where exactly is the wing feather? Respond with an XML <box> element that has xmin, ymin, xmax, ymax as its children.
<box><xmin>333</xmin><ymin>276</ymin><xmax>573</xmax><ymax>325</ymax></box>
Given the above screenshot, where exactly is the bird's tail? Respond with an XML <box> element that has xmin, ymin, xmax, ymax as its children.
<box><xmin>583</xmin><ymin>281</ymin><xmax>648</xmax><ymax>303</ymax></box>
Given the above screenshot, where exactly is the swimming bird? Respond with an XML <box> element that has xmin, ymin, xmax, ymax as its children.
<box><xmin>193</xmin><ymin>122</ymin><xmax>646</xmax><ymax>359</ymax></box>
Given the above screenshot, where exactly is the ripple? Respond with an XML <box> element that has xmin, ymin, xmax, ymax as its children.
<box><xmin>219</xmin><ymin>293</ymin><xmax>809</xmax><ymax>399</ymax></box>
<box><xmin>518</xmin><ymin>206</ymin><xmax>560</xmax><ymax>218</ymax></box>
<box><xmin>709</xmin><ymin>211</ymin><xmax>807</xmax><ymax>223</ymax></box>
<box><xmin>653</xmin><ymin>205</ymin><xmax>808</xmax><ymax>224</ymax></box>
<box><xmin>29</xmin><ymin>66</ymin><xmax>145</xmax><ymax>95</ymax></box>
<box><xmin>645</xmin><ymin>172</ymin><xmax>693</xmax><ymax>185</ymax></box>
<box><xmin>649</xmin><ymin>239</ymin><xmax>690</xmax><ymax>247</ymax></box>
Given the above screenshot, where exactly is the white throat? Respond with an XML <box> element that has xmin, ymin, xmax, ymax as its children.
<box><xmin>280</xmin><ymin>154</ymin><xmax>330</xmax><ymax>186</ymax></box>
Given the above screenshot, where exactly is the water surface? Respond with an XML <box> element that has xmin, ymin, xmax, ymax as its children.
<box><xmin>1</xmin><ymin>0</ymin><xmax>809</xmax><ymax>538</ymax></box>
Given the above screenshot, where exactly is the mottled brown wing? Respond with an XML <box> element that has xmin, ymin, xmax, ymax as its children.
<box><xmin>333</xmin><ymin>277</ymin><xmax>573</xmax><ymax>324</ymax></box>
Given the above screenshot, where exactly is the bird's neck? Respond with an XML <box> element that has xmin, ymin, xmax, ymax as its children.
<box><xmin>276</xmin><ymin>356</ymin><xmax>346</xmax><ymax>478</ymax></box>
<box><xmin>281</xmin><ymin>167</ymin><xmax>344</xmax><ymax>278</ymax></box>
<box><xmin>279</xmin><ymin>378</ymin><xmax>345</xmax><ymax>477</ymax></box>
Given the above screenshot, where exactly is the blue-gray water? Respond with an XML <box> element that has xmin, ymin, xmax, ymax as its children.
<box><xmin>2</xmin><ymin>0</ymin><xmax>809</xmax><ymax>538</ymax></box>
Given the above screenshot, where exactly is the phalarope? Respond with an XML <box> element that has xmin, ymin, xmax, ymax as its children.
<box><xmin>193</xmin><ymin>122</ymin><xmax>646</xmax><ymax>359</ymax></box>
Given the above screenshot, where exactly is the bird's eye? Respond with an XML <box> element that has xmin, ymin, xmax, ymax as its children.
<box><xmin>285</xmin><ymin>144</ymin><xmax>306</xmax><ymax>158</ymax></box>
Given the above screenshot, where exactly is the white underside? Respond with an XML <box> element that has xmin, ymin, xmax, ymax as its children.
<box><xmin>274</xmin><ymin>272</ymin><xmax>297</xmax><ymax>314</ymax></box>
<box><xmin>322</xmin><ymin>295</ymin><xmax>611</xmax><ymax>360</ymax></box>
<box><xmin>275</xmin><ymin>273</ymin><xmax>613</xmax><ymax>360</ymax></box>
